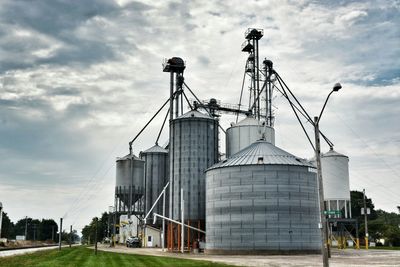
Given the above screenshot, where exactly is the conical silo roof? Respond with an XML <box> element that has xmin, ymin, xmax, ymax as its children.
<box><xmin>235</xmin><ymin>117</ymin><xmax>260</xmax><ymax>126</ymax></box>
<box><xmin>141</xmin><ymin>144</ymin><xmax>168</xmax><ymax>154</ymax></box>
<box><xmin>322</xmin><ymin>148</ymin><xmax>348</xmax><ymax>158</ymax></box>
<box><xmin>117</xmin><ymin>153</ymin><xmax>143</xmax><ymax>161</ymax></box>
<box><xmin>175</xmin><ymin>110</ymin><xmax>212</xmax><ymax>120</ymax></box>
<box><xmin>208</xmin><ymin>140</ymin><xmax>314</xmax><ymax>170</ymax></box>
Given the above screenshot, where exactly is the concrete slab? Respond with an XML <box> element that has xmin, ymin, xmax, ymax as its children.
<box><xmin>97</xmin><ymin>245</ymin><xmax>400</xmax><ymax>267</ymax></box>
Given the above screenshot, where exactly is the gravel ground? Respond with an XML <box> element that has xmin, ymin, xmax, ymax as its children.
<box><xmin>97</xmin><ymin>245</ymin><xmax>400</xmax><ymax>267</ymax></box>
<box><xmin>0</xmin><ymin>245</ymin><xmax>78</xmax><ymax>258</ymax></box>
<box><xmin>0</xmin><ymin>246</ymin><xmax>59</xmax><ymax>258</ymax></box>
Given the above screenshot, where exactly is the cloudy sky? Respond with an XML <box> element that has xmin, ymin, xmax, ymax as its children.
<box><xmin>1</xmin><ymin>0</ymin><xmax>399</xmax><ymax>234</ymax></box>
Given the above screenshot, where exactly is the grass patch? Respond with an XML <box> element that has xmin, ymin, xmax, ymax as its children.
<box><xmin>1</xmin><ymin>246</ymin><xmax>234</xmax><ymax>267</ymax></box>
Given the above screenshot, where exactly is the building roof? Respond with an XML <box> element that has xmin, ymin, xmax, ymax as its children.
<box><xmin>322</xmin><ymin>148</ymin><xmax>348</xmax><ymax>158</ymax></box>
<box><xmin>207</xmin><ymin>140</ymin><xmax>314</xmax><ymax>170</ymax></box>
<box><xmin>235</xmin><ymin>117</ymin><xmax>260</xmax><ymax>126</ymax></box>
<box><xmin>175</xmin><ymin>110</ymin><xmax>212</xmax><ymax>120</ymax></box>
<box><xmin>117</xmin><ymin>153</ymin><xmax>143</xmax><ymax>161</ymax></box>
<box><xmin>142</xmin><ymin>144</ymin><xmax>168</xmax><ymax>154</ymax></box>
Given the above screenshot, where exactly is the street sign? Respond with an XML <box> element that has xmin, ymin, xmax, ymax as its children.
<box><xmin>323</xmin><ymin>210</ymin><xmax>341</xmax><ymax>215</ymax></box>
<box><xmin>361</xmin><ymin>208</ymin><xmax>371</xmax><ymax>215</ymax></box>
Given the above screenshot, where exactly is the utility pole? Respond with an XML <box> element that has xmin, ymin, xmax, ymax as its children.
<box><xmin>0</xmin><ymin>202</ymin><xmax>3</xmax><ymax>238</ymax></box>
<box><xmin>314</xmin><ymin>116</ymin><xmax>329</xmax><ymax>267</ymax></box>
<box><xmin>162</xmin><ymin>186</ymin><xmax>166</xmax><ymax>252</ymax></box>
<box><xmin>59</xmin><ymin>218</ymin><xmax>63</xmax><ymax>251</ymax></box>
<box><xmin>112</xmin><ymin>189</ymin><xmax>117</xmax><ymax>247</ymax></box>
<box><xmin>181</xmin><ymin>188</ymin><xmax>184</xmax><ymax>253</ymax></box>
<box><xmin>33</xmin><ymin>224</ymin><xmax>36</xmax><ymax>242</ymax></box>
<box><xmin>69</xmin><ymin>225</ymin><xmax>72</xmax><ymax>248</ymax></box>
<box><xmin>107</xmin><ymin>214</ymin><xmax>110</xmax><ymax>239</ymax></box>
<box><xmin>108</xmin><ymin>206</ymin><xmax>114</xmax><ymax>239</ymax></box>
<box><xmin>363</xmin><ymin>189</ymin><xmax>369</xmax><ymax>250</ymax></box>
<box><xmin>94</xmin><ymin>217</ymin><xmax>98</xmax><ymax>255</ymax></box>
<box><xmin>51</xmin><ymin>225</ymin><xmax>55</xmax><ymax>242</ymax></box>
<box><xmin>25</xmin><ymin>216</ymin><xmax>28</xmax><ymax>240</ymax></box>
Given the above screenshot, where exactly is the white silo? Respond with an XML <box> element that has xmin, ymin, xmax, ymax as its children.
<box><xmin>320</xmin><ymin>148</ymin><xmax>351</xmax><ymax>218</ymax></box>
<box><xmin>226</xmin><ymin>117</ymin><xmax>275</xmax><ymax>157</ymax></box>
<box><xmin>115</xmin><ymin>153</ymin><xmax>145</xmax><ymax>214</ymax></box>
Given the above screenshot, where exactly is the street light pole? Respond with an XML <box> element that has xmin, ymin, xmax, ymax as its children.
<box><xmin>314</xmin><ymin>82</ymin><xmax>342</xmax><ymax>267</ymax></box>
<box><xmin>363</xmin><ymin>189</ymin><xmax>369</xmax><ymax>249</ymax></box>
<box><xmin>108</xmin><ymin>206</ymin><xmax>114</xmax><ymax>240</ymax></box>
<box><xmin>315</xmin><ymin>116</ymin><xmax>329</xmax><ymax>267</ymax></box>
<box><xmin>25</xmin><ymin>216</ymin><xmax>28</xmax><ymax>240</ymax></box>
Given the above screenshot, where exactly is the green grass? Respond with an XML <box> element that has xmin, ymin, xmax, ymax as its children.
<box><xmin>0</xmin><ymin>246</ymin><xmax>234</xmax><ymax>267</ymax></box>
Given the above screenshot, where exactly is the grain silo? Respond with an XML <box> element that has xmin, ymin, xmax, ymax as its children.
<box><xmin>321</xmin><ymin>148</ymin><xmax>351</xmax><ymax>218</ymax></box>
<box><xmin>115</xmin><ymin>153</ymin><xmax>145</xmax><ymax>214</ymax></box>
<box><xmin>226</xmin><ymin>117</ymin><xmax>275</xmax><ymax>158</ymax></box>
<box><xmin>170</xmin><ymin>110</ymin><xmax>219</xmax><ymax>226</ymax></box>
<box><xmin>205</xmin><ymin>140</ymin><xmax>320</xmax><ymax>254</ymax></box>
<box><xmin>140</xmin><ymin>144</ymin><xmax>169</xmax><ymax>222</ymax></box>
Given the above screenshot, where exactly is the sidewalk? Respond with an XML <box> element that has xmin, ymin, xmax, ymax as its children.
<box><xmin>96</xmin><ymin>244</ymin><xmax>400</xmax><ymax>267</ymax></box>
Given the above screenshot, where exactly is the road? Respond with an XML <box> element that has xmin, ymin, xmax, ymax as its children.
<box><xmin>97</xmin><ymin>245</ymin><xmax>400</xmax><ymax>267</ymax></box>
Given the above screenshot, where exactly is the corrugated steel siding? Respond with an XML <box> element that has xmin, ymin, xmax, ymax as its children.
<box><xmin>140</xmin><ymin>148</ymin><xmax>169</xmax><ymax>222</ymax></box>
<box><xmin>170</xmin><ymin>111</ymin><xmax>219</xmax><ymax>221</ymax></box>
<box><xmin>206</xmin><ymin>164</ymin><xmax>320</xmax><ymax>253</ymax></box>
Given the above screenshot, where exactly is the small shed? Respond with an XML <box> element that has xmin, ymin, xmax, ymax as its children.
<box><xmin>143</xmin><ymin>225</ymin><xmax>162</xmax><ymax>248</ymax></box>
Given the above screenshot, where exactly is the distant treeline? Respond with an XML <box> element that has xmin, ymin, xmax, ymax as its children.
<box><xmin>0</xmin><ymin>214</ymin><xmax>77</xmax><ymax>242</ymax></box>
<box><xmin>351</xmin><ymin>190</ymin><xmax>400</xmax><ymax>246</ymax></box>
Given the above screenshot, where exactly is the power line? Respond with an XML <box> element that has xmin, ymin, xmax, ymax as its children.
<box><xmin>332</xmin><ymin>111</ymin><xmax>400</xmax><ymax>179</ymax></box>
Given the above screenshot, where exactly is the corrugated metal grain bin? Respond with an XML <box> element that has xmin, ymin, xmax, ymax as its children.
<box><xmin>205</xmin><ymin>140</ymin><xmax>320</xmax><ymax>254</ymax></box>
<box><xmin>170</xmin><ymin>110</ymin><xmax>219</xmax><ymax>222</ymax></box>
<box><xmin>140</xmin><ymin>144</ymin><xmax>169</xmax><ymax>221</ymax></box>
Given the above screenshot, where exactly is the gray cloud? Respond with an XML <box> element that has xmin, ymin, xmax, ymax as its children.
<box><xmin>0</xmin><ymin>0</ymin><xmax>399</xmax><ymax>232</ymax></box>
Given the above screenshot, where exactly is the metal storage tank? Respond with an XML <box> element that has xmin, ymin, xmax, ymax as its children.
<box><xmin>170</xmin><ymin>110</ymin><xmax>219</xmax><ymax>223</ymax></box>
<box><xmin>140</xmin><ymin>144</ymin><xmax>169</xmax><ymax>220</ymax></box>
<box><xmin>321</xmin><ymin>149</ymin><xmax>351</xmax><ymax>218</ymax></box>
<box><xmin>226</xmin><ymin>117</ymin><xmax>275</xmax><ymax>157</ymax></box>
<box><xmin>115</xmin><ymin>153</ymin><xmax>145</xmax><ymax>213</ymax></box>
<box><xmin>206</xmin><ymin>140</ymin><xmax>320</xmax><ymax>254</ymax></box>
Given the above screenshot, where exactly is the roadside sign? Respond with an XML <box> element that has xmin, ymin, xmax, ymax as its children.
<box><xmin>323</xmin><ymin>210</ymin><xmax>341</xmax><ymax>215</ymax></box>
<box><xmin>361</xmin><ymin>208</ymin><xmax>371</xmax><ymax>215</ymax></box>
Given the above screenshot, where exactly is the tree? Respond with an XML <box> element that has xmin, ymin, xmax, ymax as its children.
<box><xmin>384</xmin><ymin>225</ymin><xmax>400</xmax><ymax>246</ymax></box>
<box><xmin>350</xmin><ymin>190</ymin><xmax>378</xmax><ymax>238</ymax></box>
<box><xmin>351</xmin><ymin>190</ymin><xmax>400</xmax><ymax>245</ymax></box>
<box><xmin>351</xmin><ymin>190</ymin><xmax>377</xmax><ymax>222</ymax></box>
<box><xmin>81</xmin><ymin>218</ymin><xmax>98</xmax><ymax>244</ymax></box>
<box><xmin>13</xmin><ymin>217</ymin><xmax>59</xmax><ymax>241</ymax></box>
<box><xmin>14</xmin><ymin>217</ymin><xmax>31</xmax><ymax>239</ymax></box>
<box><xmin>29</xmin><ymin>219</ymin><xmax>41</xmax><ymax>241</ymax></box>
<box><xmin>81</xmin><ymin>212</ymin><xmax>112</xmax><ymax>244</ymax></box>
<box><xmin>1</xmin><ymin>212</ymin><xmax>15</xmax><ymax>239</ymax></box>
<box><xmin>38</xmin><ymin>219</ymin><xmax>58</xmax><ymax>241</ymax></box>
